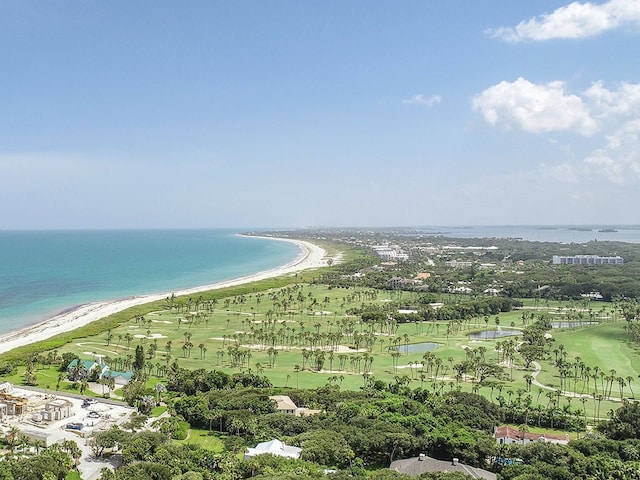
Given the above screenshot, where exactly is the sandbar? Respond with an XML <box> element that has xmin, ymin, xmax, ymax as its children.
<box><xmin>0</xmin><ymin>236</ymin><xmax>328</xmax><ymax>355</ymax></box>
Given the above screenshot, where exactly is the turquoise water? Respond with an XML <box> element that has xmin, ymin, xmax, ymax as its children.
<box><xmin>0</xmin><ymin>230</ymin><xmax>299</xmax><ymax>335</ymax></box>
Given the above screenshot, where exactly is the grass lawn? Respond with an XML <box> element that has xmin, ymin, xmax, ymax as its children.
<box><xmin>1</xmin><ymin>282</ymin><xmax>633</xmax><ymax>426</ymax></box>
<box><xmin>176</xmin><ymin>428</ymin><xmax>225</xmax><ymax>452</ymax></box>
<box><xmin>150</xmin><ymin>406</ymin><xmax>167</xmax><ymax>417</ymax></box>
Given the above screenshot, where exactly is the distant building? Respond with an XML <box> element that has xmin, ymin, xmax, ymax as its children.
<box><xmin>448</xmin><ymin>286</ymin><xmax>473</xmax><ymax>294</ymax></box>
<box><xmin>390</xmin><ymin>454</ymin><xmax>496</xmax><ymax>480</ymax></box>
<box><xmin>581</xmin><ymin>292</ymin><xmax>604</xmax><ymax>300</ymax></box>
<box><xmin>244</xmin><ymin>439</ymin><xmax>302</xmax><ymax>460</ymax></box>
<box><xmin>483</xmin><ymin>288</ymin><xmax>502</xmax><ymax>296</ymax></box>
<box><xmin>445</xmin><ymin>260</ymin><xmax>473</xmax><ymax>268</ymax></box>
<box><xmin>372</xmin><ymin>246</ymin><xmax>409</xmax><ymax>261</ymax></box>
<box><xmin>552</xmin><ymin>255</ymin><xmax>624</xmax><ymax>265</ymax></box>
<box><xmin>494</xmin><ymin>425</ymin><xmax>569</xmax><ymax>445</ymax></box>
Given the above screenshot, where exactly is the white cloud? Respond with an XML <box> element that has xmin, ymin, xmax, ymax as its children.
<box><xmin>472</xmin><ymin>77</ymin><xmax>596</xmax><ymax>135</ymax></box>
<box><xmin>584</xmin><ymin>119</ymin><xmax>640</xmax><ymax>183</ymax></box>
<box><xmin>584</xmin><ymin>81</ymin><xmax>640</xmax><ymax>117</ymax></box>
<box><xmin>473</xmin><ymin>79</ymin><xmax>640</xmax><ymax>186</ymax></box>
<box><xmin>543</xmin><ymin>163</ymin><xmax>581</xmax><ymax>184</ymax></box>
<box><xmin>402</xmin><ymin>94</ymin><xmax>442</xmax><ymax>107</ymax></box>
<box><xmin>487</xmin><ymin>0</ymin><xmax>640</xmax><ymax>42</ymax></box>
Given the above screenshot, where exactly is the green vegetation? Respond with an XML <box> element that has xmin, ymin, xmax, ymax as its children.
<box><xmin>174</xmin><ymin>428</ymin><xmax>225</xmax><ymax>452</ymax></box>
<box><xmin>3</xmin><ymin>232</ymin><xmax>640</xmax><ymax>479</ymax></box>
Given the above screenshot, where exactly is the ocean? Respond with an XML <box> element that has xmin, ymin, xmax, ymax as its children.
<box><xmin>0</xmin><ymin>230</ymin><xmax>299</xmax><ymax>336</ymax></box>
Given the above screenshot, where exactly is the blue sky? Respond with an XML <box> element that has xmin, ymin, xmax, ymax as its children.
<box><xmin>1</xmin><ymin>0</ymin><xmax>639</xmax><ymax>229</ymax></box>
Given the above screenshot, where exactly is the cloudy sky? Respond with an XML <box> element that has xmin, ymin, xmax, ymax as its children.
<box><xmin>1</xmin><ymin>0</ymin><xmax>639</xmax><ymax>229</ymax></box>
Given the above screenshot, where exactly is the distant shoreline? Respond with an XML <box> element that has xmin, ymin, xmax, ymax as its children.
<box><xmin>0</xmin><ymin>236</ymin><xmax>328</xmax><ymax>355</ymax></box>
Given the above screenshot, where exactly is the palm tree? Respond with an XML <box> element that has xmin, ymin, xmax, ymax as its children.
<box><xmin>62</xmin><ymin>440</ymin><xmax>82</xmax><ymax>467</ymax></box>
<box><xmin>617</xmin><ymin>377</ymin><xmax>626</xmax><ymax>400</ymax></box>
<box><xmin>518</xmin><ymin>424</ymin><xmax>529</xmax><ymax>445</ymax></box>
<box><xmin>294</xmin><ymin>365</ymin><xmax>301</xmax><ymax>388</ymax></box>
<box><xmin>56</xmin><ymin>372</ymin><xmax>67</xmax><ymax>391</ymax></box>
<box><xmin>154</xmin><ymin>382</ymin><xmax>167</xmax><ymax>404</ymax></box>
<box><xmin>5</xmin><ymin>426</ymin><xmax>19</xmax><ymax>452</ymax></box>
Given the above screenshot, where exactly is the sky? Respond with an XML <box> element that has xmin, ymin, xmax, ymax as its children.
<box><xmin>1</xmin><ymin>0</ymin><xmax>639</xmax><ymax>229</ymax></box>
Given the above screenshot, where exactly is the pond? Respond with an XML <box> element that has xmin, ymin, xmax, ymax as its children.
<box><xmin>394</xmin><ymin>342</ymin><xmax>442</xmax><ymax>353</ymax></box>
<box><xmin>468</xmin><ymin>328</ymin><xmax>522</xmax><ymax>339</ymax></box>
<box><xmin>551</xmin><ymin>321</ymin><xmax>599</xmax><ymax>329</ymax></box>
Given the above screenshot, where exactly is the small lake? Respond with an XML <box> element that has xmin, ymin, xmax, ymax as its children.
<box><xmin>551</xmin><ymin>321</ymin><xmax>599</xmax><ymax>329</ymax></box>
<box><xmin>394</xmin><ymin>342</ymin><xmax>442</xmax><ymax>353</ymax></box>
<box><xmin>468</xmin><ymin>328</ymin><xmax>522</xmax><ymax>339</ymax></box>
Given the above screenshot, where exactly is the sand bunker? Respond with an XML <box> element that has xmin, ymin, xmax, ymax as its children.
<box><xmin>133</xmin><ymin>333</ymin><xmax>168</xmax><ymax>339</ymax></box>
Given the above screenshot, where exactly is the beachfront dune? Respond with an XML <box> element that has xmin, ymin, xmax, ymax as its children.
<box><xmin>0</xmin><ymin>238</ymin><xmax>327</xmax><ymax>355</ymax></box>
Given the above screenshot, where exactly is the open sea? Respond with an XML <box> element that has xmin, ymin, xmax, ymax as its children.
<box><xmin>0</xmin><ymin>230</ymin><xmax>300</xmax><ymax>336</ymax></box>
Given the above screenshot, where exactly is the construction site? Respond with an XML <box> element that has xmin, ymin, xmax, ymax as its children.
<box><xmin>0</xmin><ymin>382</ymin><xmax>135</xmax><ymax>448</ymax></box>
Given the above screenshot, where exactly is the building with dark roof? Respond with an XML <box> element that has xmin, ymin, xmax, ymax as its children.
<box><xmin>390</xmin><ymin>454</ymin><xmax>496</xmax><ymax>480</ymax></box>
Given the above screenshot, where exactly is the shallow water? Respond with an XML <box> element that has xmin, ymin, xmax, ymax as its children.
<box><xmin>0</xmin><ymin>230</ymin><xmax>299</xmax><ymax>335</ymax></box>
<box><xmin>394</xmin><ymin>342</ymin><xmax>442</xmax><ymax>353</ymax></box>
<box><xmin>468</xmin><ymin>328</ymin><xmax>522</xmax><ymax>339</ymax></box>
<box><xmin>551</xmin><ymin>321</ymin><xmax>599</xmax><ymax>328</ymax></box>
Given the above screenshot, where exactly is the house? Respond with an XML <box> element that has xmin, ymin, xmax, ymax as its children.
<box><xmin>494</xmin><ymin>425</ymin><xmax>569</xmax><ymax>445</ymax></box>
<box><xmin>42</xmin><ymin>399</ymin><xmax>72</xmax><ymax>421</ymax></box>
<box><xmin>104</xmin><ymin>370</ymin><xmax>133</xmax><ymax>386</ymax></box>
<box><xmin>390</xmin><ymin>454</ymin><xmax>496</xmax><ymax>480</ymax></box>
<box><xmin>269</xmin><ymin>395</ymin><xmax>321</xmax><ymax>417</ymax></box>
<box><xmin>244</xmin><ymin>439</ymin><xmax>302</xmax><ymax>460</ymax></box>
<box><xmin>66</xmin><ymin>359</ymin><xmax>109</xmax><ymax>381</ymax></box>
<box><xmin>270</xmin><ymin>395</ymin><xmax>297</xmax><ymax>414</ymax></box>
<box><xmin>67</xmin><ymin>359</ymin><xmax>132</xmax><ymax>385</ymax></box>
<box><xmin>0</xmin><ymin>391</ymin><xmax>28</xmax><ymax>416</ymax></box>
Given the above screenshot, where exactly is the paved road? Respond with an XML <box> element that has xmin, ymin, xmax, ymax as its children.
<box><xmin>531</xmin><ymin>361</ymin><xmax>616</xmax><ymax>400</ymax></box>
<box><xmin>16</xmin><ymin>384</ymin><xmax>128</xmax><ymax>406</ymax></box>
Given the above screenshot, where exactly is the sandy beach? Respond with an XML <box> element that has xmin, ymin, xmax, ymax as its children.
<box><xmin>0</xmin><ymin>237</ymin><xmax>328</xmax><ymax>355</ymax></box>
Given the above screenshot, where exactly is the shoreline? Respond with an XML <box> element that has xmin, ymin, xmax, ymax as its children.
<box><xmin>0</xmin><ymin>237</ymin><xmax>328</xmax><ymax>355</ymax></box>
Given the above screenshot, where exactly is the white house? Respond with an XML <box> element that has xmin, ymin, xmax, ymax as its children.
<box><xmin>244</xmin><ymin>439</ymin><xmax>302</xmax><ymax>460</ymax></box>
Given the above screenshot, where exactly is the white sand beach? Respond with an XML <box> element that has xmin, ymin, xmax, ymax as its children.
<box><xmin>0</xmin><ymin>237</ymin><xmax>328</xmax><ymax>355</ymax></box>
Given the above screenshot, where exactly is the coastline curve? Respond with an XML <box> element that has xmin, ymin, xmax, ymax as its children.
<box><xmin>0</xmin><ymin>237</ymin><xmax>327</xmax><ymax>355</ymax></box>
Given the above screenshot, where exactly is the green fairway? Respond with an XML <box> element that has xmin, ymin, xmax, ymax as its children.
<box><xmin>2</xmin><ymin>279</ymin><xmax>636</xmax><ymax>428</ymax></box>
